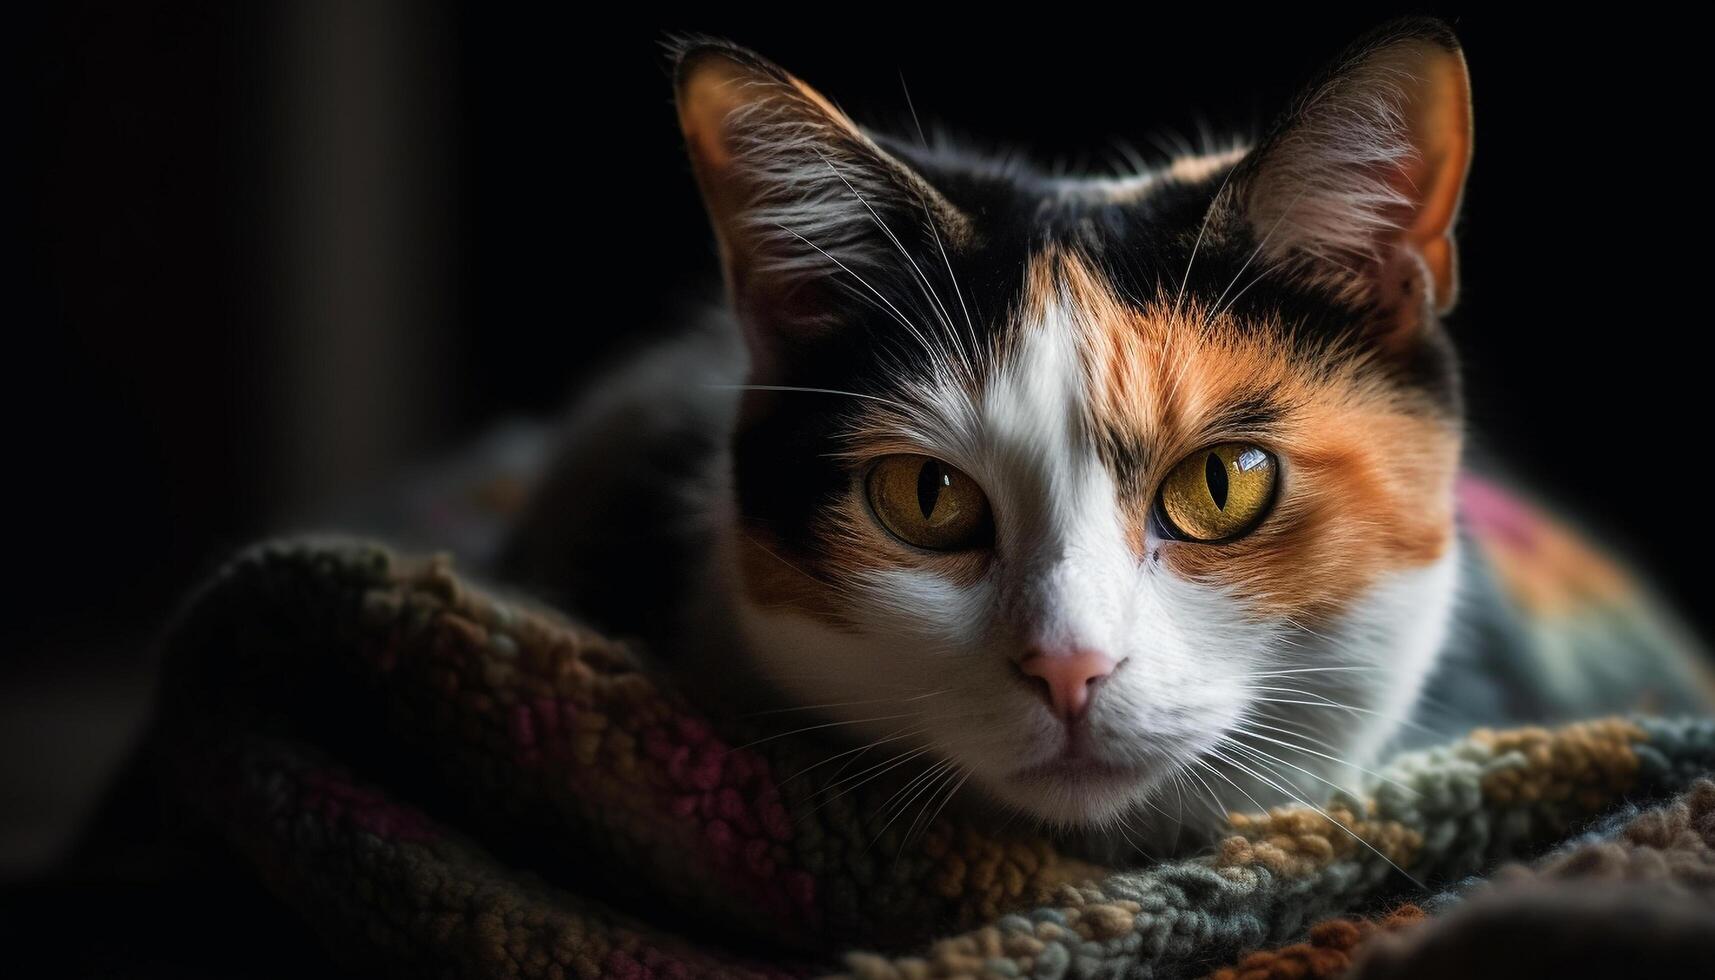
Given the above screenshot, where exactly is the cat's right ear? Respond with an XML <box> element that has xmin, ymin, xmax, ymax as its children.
<box><xmin>1210</xmin><ymin>19</ymin><xmax>1472</xmax><ymax>334</ymax></box>
<box><xmin>673</xmin><ymin>39</ymin><xmax>968</xmax><ymax>381</ymax></box>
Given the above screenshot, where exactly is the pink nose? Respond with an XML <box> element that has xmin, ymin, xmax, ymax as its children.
<box><xmin>1018</xmin><ymin>648</ymin><xmax>1118</xmax><ymax>721</ymax></box>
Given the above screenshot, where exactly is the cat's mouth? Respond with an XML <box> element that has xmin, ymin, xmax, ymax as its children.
<box><xmin>980</xmin><ymin>732</ymin><xmax>1190</xmax><ymax>826</ymax></box>
<box><xmin>1008</xmin><ymin>753</ymin><xmax>1143</xmax><ymax>788</ymax></box>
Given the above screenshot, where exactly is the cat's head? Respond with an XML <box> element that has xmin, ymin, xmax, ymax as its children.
<box><xmin>675</xmin><ymin>20</ymin><xmax>1469</xmax><ymax>829</ymax></box>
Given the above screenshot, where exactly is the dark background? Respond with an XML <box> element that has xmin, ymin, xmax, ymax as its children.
<box><xmin>12</xmin><ymin>0</ymin><xmax>1712</xmax><ymax>919</ymax></box>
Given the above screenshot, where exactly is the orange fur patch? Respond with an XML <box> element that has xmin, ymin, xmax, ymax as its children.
<box><xmin>737</xmin><ymin>496</ymin><xmax>992</xmax><ymax>631</ymax></box>
<box><xmin>1033</xmin><ymin>251</ymin><xmax>1459</xmax><ymax>624</ymax></box>
<box><xmin>734</xmin><ymin>526</ymin><xmax>852</xmax><ymax>629</ymax></box>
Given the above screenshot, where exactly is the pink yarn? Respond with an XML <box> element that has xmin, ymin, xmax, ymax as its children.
<box><xmin>1457</xmin><ymin>473</ymin><xmax>1540</xmax><ymax>551</ymax></box>
<box><xmin>299</xmin><ymin>768</ymin><xmax>437</xmax><ymax>844</ymax></box>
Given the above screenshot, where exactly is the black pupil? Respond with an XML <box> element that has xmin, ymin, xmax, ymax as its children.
<box><xmin>1205</xmin><ymin>453</ymin><xmax>1229</xmax><ymax>511</ymax></box>
<box><xmin>917</xmin><ymin>460</ymin><xmax>948</xmax><ymax>519</ymax></box>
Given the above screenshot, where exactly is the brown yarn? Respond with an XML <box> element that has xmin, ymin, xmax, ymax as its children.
<box><xmin>1219</xmin><ymin>805</ymin><xmax>1423</xmax><ymax>877</ymax></box>
<box><xmin>1496</xmin><ymin>777</ymin><xmax>1715</xmax><ymax>893</ymax></box>
<box><xmin>1205</xmin><ymin>906</ymin><xmax>1425</xmax><ymax>980</ymax></box>
<box><xmin>1210</xmin><ymin>779</ymin><xmax>1715</xmax><ymax>980</ymax></box>
<box><xmin>1471</xmin><ymin>718</ymin><xmax>1644</xmax><ymax>810</ymax></box>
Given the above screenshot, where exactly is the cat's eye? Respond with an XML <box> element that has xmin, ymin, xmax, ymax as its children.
<box><xmin>1156</xmin><ymin>443</ymin><xmax>1278</xmax><ymax>542</ymax></box>
<box><xmin>865</xmin><ymin>455</ymin><xmax>993</xmax><ymax>551</ymax></box>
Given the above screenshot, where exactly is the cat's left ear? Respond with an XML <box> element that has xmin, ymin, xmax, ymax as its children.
<box><xmin>1220</xmin><ymin>19</ymin><xmax>1472</xmax><ymax>324</ymax></box>
<box><xmin>673</xmin><ymin>38</ymin><xmax>970</xmax><ymax>383</ymax></box>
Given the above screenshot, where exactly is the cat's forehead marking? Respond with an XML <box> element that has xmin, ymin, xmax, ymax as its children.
<box><xmin>1008</xmin><ymin>248</ymin><xmax>1246</xmax><ymax>538</ymax></box>
<box><xmin>1003</xmin><ymin>247</ymin><xmax>1460</xmax><ymax>613</ymax></box>
<box><xmin>1001</xmin><ymin>248</ymin><xmax>1163</xmax><ymax>555</ymax></box>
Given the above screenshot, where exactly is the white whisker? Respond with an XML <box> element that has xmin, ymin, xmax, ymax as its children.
<box><xmin>1197</xmin><ymin>750</ymin><xmax>1423</xmax><ymax>890</ymax></box>
<box><xmin>705</xmin><ymin>383</ymin><xmax>911</xmax><ymax>411</ymax></box>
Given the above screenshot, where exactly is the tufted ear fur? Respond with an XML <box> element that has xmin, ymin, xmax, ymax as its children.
<box><xmin>673</xmin><ymin>39</ymin><xmax>970</xmax><ymax>382</ymax></box>
<box><xmin>1216</xmin><ymin>20</ymin><xmax>1472</xmax><ymax>334</ymax></box>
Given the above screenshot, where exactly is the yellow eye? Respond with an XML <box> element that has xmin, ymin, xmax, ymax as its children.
<box><xmin>1157</xmin><ymin>443</ymin><xmax>1278</xmax><ymax>542</ymax></box>
<box><xmin>866</xmin><ymin>455</ymin><xmax>993</xmax><ymax>551</ymax></box>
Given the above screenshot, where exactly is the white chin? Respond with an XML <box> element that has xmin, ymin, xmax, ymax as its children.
<box><xmin>982</xmin><ymin>759</ymin><xmax>1154</xmax><ymax>828</ymax></box>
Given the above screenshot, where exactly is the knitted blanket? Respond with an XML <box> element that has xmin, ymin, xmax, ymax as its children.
<box><xmin>156</xmin><ymin>539</ymin><xmax>1715</xmax><ymax>979</ymax></box>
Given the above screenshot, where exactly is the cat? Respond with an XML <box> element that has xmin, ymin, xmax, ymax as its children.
<box><xmin>500</xmin><ymin>18</ymin><xmax>1714</xmax><ymax>845</ymax></box>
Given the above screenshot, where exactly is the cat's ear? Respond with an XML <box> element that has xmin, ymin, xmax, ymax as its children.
<box><xmin>1219</xmin><ymin>20</ymin><xmax>1472</xmax><ymax>326</ymax></box>
<box><xmin>673</xmin><ymin>39</ymin><xmax>968</xmax><ymax>379</ymax></box>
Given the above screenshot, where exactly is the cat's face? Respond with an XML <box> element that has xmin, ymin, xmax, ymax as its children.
<box><xmin>677</xmin><ymin>21</ymin><xmax>1472</xmax><ymax>828</ymax></box>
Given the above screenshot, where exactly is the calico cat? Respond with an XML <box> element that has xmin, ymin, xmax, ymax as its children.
<box><xmin>501</xmin><ymin>19</ymin><xmax>1713</xmax><ymax>840</ymax></box>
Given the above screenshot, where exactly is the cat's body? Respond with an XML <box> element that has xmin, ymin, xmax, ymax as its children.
<box><xmin>501</xmin><ymin>21</ymin><xmax>1713</xmax><ymax>847</ymax></box>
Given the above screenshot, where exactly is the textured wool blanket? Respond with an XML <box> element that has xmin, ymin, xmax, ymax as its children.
<box><xmin>156</xmin><ymin>539</ymin><xmax>1715</xmax><ymax>979</ymax></box>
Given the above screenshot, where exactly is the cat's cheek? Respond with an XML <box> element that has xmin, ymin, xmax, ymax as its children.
<box><xmin>823</xmin><ymin>495</ymin><xmax>993</xmax><ymax>585</ymax></box>
<box><xmin>1154</xmin><ymin>465</ymin><xmax>1456</xmax><ymax>626</ymax></box>
<box><xmin>733</xmin><ymin>531</ymin><xmax>853</xmax><ymax>631</ymax></box>
<box><xmin>729</xmin><ymin>495</ymin><xmax>994</xmax><ymax>631</ymax></box>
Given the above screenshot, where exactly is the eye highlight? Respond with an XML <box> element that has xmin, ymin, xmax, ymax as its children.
<box><xmin>1157</xmin><ymin>443</ymin><xmax>1278</xmax><ymax>542</ymax></box>
<box><xmin>866</xmin><ymin>455</ymin><xmax>993</xmax><ymax>551</ymax></box>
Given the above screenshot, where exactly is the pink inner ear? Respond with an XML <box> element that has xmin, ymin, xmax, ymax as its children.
<box><xmin>1367</xmin><ymin>249</ymin><xmax>1435</xmax><ymax>350</ymax></box>
<box><xmin>1239</xmin><ymin>36</ymin><xmax>1472</xmax><ymax>314</ymax></box>
<box><xmin>677</xmin><ymin>51</ymin><xmax>761</xmax><ymax>176</ymax></box>
<box><xmin>1395</xmin><ymin>45</ymin><xmax>1472</xmax><ymax>310</ymax></box>
<box><xmin>674</xmin><ymin>45</ymin><xmax>977</xmax><ymax>389</ymax></box>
